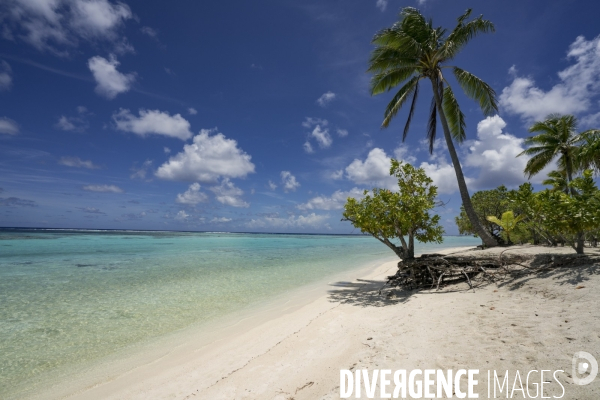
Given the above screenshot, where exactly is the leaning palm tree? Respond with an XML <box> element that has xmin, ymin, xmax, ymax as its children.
<box><xmin>368</xmin><ymin>7</ymin><xmax>498</xmax><ymax>247</ymax></box>
<box><xmin>518</xmin><ymin>114</ymin><xmax>594</xmax><ymax>196</ymax></box>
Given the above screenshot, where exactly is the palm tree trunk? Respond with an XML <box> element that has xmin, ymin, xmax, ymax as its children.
<box><xmin>430</xmin><ymin>77</ymin><xmax>498</xmax><ymax>247</ymax></box>
<box><xmin>565</xmin><ymin>157</ymin><xmax>576</xmax><ymax>197</ymax></box>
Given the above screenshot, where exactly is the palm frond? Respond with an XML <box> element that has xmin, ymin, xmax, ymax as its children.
<box><xmin>426</xmin><ymin>96</ymin><xmax>437</xmax><ymax>154</ymax></box>
<box><xmin>370</xmin><ymin>67</ymin><xmax>418</xmax><ymax>95</ymax></box>
<box><xmin>381</xmin><ymin>76</ymin><xmax>420</xmax><ymax>128</ymax></box>
<box><xmin>577</xmin><ymin>129</ymin><xmax>600</xmax><ymax>172</ymax></box>
<box><xmin>367</xmin><ymin>47</ymin><xmax>419</xmax><ymax>73</ymax></box>
<box><xmin>453</xmin><ymin>67</ymin><xmax>498</xmax><ymax>116</ymax></box>
<box><xmin>403</xmin><ymin>81</ymin><xmax>420</xmax><ymax>141</ymax></box>
<box><xmin>444</xmin><ymin>12</ymin><xmax>495</xmax><ymax>60</ymax></box>
<box><xmin>522</xmin><ymin>150</ymin><xmax>555</xmax><ymax>179</ymax></box>
<box><xmin>442</xmin><ymin>85</ymin><xmax>466</xmax><ymax>142</ymax></box>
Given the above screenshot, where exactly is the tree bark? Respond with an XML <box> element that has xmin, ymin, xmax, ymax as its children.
<box><xmin>430</xmin><ymin>76</ymin><xmax>498</xmax><ymax>248</ymax></box>
<box><xmin>574</xmin><ymin>232</ymin><xmax>585</xmax><ymax>254</ymax></box>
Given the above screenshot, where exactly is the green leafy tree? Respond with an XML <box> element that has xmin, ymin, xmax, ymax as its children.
<box><xmin>455</xmin><ymin>185</ymin><xmax>510</xmax><ymax>244</ymax></box>
<box><xmin>486</xmin><ymin>211</ymin><xmax>525</xmax><ymax>245</ymax></box>
<box><xmin>507</xmin><ymin>183</ymin><xmax>552</xmax><ymax>245</ymax></box>
<box><xmin>527</xmin><ymin>171</ymin><xmax>600</xmax><ymax>253</ymax></box>
<box><xmin>343</xmin><ymin>160</ymin><xmax>444</xmax><ymax>260</ymax></box>
<box><xmin>368</xmin><ymin>7</ymin><xmax>498</xmax><ymax>247</ymax></box>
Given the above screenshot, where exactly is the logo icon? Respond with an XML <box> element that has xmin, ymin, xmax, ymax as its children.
<box><xmin>572</xmin><ymin>351</ymin><xmax>598</xmax><ymax>385</ymax></box>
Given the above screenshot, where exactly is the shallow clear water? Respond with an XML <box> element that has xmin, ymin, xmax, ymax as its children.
<box><xmin>0</xmin><ymin>229</ymin><xmax>480</xmax><ymax>397</ymax></box>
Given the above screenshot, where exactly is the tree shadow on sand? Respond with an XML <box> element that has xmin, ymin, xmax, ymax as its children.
<box><xmin>327</xmin><ymin>278</ymin><xmax>412</xmax><ymax>307</ymax></box>
<box><xmin>497</xmin><ymin>252</ymin><xmax>600</xmax><ymax>291</ymax></box>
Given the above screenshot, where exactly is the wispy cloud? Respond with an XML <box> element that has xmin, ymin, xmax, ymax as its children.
<box><xmin>82</xmin><ymin>184</ymin><xmax>123</xmax><ymax>193</ymax></box>
<box><xmin>58</xmin><ymin>156</ymin><xmax>100</xmax><ymax>169</ymax></box>
<box><xmin>0</xmin><ymin>61</ymin><xmax>12</xmax><ymax>91</ymax></box>
<box><xmin>375</xmin><ymin>0</ymin><xmax>388</xmax><ymax>12</ymax></box>
<box><xmin>0</xmin><ymin>117</ymin><xmax>19</xmax><ymax>135</ymax></box>
<box><xmin>316</xmin><ymin>91</ymin><xmax>336</xmax><ymax>107</ymax></box>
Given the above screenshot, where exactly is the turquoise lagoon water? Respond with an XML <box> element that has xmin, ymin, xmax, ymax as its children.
<box><xmin>0</xmin><ymin>229</ymin><xmax>480</xmax><ymax>398</ymax></box>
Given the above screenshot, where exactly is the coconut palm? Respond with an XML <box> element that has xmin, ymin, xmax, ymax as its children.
<box><xmin>542</xmin><ymin>170</ymin><xmax>569</xmax><ymax>193</ymax></box>
<box><xmin>578</xmin><ymin>129</ymin><xmax>600</xmax><ymax>174</ymax></box>
<box><xmin>518</xmin><ymin>114</ymin><xmax>596</xmax><ymax>196</ymax></box>
<box><xmin>368</xmin><ymin>7</ymin><xmax>498</xmax><ymax>247</ymax></box>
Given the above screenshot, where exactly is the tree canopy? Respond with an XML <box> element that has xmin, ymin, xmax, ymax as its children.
<box><xmin>343</xmin><ymin>160</ymin><xmax>443</xmax><ymax>260</ymax></box>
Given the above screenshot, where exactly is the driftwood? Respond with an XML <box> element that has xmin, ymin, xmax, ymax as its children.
<box><xmin>382</xmin><ymin>250</ymin><xmax>600</xmax><ymax>292</ymax></box>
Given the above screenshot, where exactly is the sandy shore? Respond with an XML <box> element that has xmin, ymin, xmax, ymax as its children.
<box><xmin>64</xmin><ymin>245</ymin><xmax>600</xmax><ymax>399</ymax></box>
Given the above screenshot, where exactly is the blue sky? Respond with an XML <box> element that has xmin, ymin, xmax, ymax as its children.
<box><xmin>1</xmin><ymin>0</ymin><xmax>600</xmax><ymax>233</ymax></box>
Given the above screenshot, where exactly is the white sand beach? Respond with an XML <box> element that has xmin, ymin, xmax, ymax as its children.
<box><xmin>57</xmin><ymin>245</ymin><xmax>600</xmax><ymax>399</ymax></box>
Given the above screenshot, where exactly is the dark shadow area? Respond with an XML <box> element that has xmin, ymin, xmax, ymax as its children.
<box><xmin>327</xmin><ymin>278</ymin><xmax>414</xmax><ymax>307</ymax></box>
<box><xmin>498</xmin><ymin>253</ymin><xmax>600</xmax><ymax>291</ymax></box>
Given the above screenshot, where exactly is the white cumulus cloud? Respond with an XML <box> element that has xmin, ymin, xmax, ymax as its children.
<box><xmin>316</xmin><ymin>91</ymin><xmax>336</xmax><ymax>107</ymax></box>
<box><xmin>500</xmin><ymin>35</ymin><xmax>600</xmax><ymax>122</ymax></box>
<box><xmin>155</xmin><ymin>129</ymin><xmax>255</xmax><ymax>182</ymax></box>
<box><xmin>268</xmin><ymin>180</ymin><xmax>277</xmax><ymax>190</ymax></box>
<box><xmin>463</xmin><ymin>115</ymin><xmax>555</xmax><ymax>189</ymax></box>
<box><xmin>297</xmin><ymin>188</ymin><xmax>365</xmax><ymax>211</ymax></box>
<box><xmin>210</xmin><ymin>178</ymin><xmax>249</xmax><ymax>208</ymax></box>
<box><xmin>113</xmin><ymin>109</ymin><xmax>192</xmax><ymax>140</ymax></box>
<box><xmin>176</xmin><ymin>182</ymin><xmax>208</xmax><ymax>205</ymax></box>
<box><xmin>419</xmin><ymin>161</ymin><xmax>463</xmax><ymax>195</ymax></box>
<box><xmin>281</xmin><ymin>171</ymin><xmax>300</xmax><ymax>192</ymax></box>
<box><xmin>311</xmin><ymin>125</ymin><xmax>332</xmax><ymax>148</ymax></box>
<box><xmin>188</xmin><ymin>107</ymin><xmax>198</xmax><ymax>115</ymax></box>
<box><xmin>345</xmin><ymin>148</ymin><xmax>397</xmax><ymax>189</ymax></box>
<box><xmin>88</xmin><ymin>55</ymin><xmax>135</xmax><ymax>99</ymax></box>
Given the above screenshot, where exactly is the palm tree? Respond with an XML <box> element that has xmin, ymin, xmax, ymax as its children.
<box><xmin>368</xmin><ymin>7</ymin><xmax>498</xmax><ymax>247</ymax></box>
<box><xmin>578</xmin><ymin>129</ymin><xmax>600</xmax><ymax>174</ymax></box>
<box><xmin>518</xmin><ymin>114</ymin><xmax>595</xmax><ymax>196</ymax></box>
<box><xmin>542</xmin><ymin>170</ymin><xmax>569</xmax><ymax>193</ymax></box>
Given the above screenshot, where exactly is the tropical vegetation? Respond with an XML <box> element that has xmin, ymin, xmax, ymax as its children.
<box><xmin>361</xmin><ymin>7</ymin><xmax>600</xmax><ymax>257</ymax></box>
<box><xmin>368</xmin><ymin>7</ymin><xmax>499</xmax><ymax>247</ymax></box>
<box><xmin>343</xmin><ymin>160</ymin><xmax>443</xmax><ymax>260</ymax></box>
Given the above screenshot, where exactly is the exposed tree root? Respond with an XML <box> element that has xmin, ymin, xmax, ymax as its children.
<box><xmin>380</xmin><ymin>250</ymin><xmax>600</xmax><ymax>293</ymax></box>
